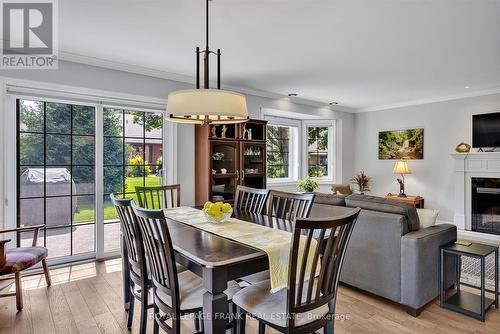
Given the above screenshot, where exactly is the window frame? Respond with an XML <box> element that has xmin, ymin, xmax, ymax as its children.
<box><xmin>265</xmin><ymin>116</ymin><xmax>300</xmax><ymax>184</ymax></box>
<box><xmin>303</xmin><ymin>120</ymin><xmax>336</xmax><ymax>182</ymax></box>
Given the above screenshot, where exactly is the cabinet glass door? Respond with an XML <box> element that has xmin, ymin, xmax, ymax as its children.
<box><xmin>240</xmin><ymin>142</ymin><xmax>266</xmax><ymax>189</ymax></box>
<box><xmin>210</xmin><ymin>141</ymin><xmax>238</xmax><ymax>202</ymax></box>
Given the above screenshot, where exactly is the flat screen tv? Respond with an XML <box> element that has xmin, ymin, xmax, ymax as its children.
<box><xmin>473</xmin><ymin>112</ymin><xmax>500</xmax><ymax>148</ymax></box>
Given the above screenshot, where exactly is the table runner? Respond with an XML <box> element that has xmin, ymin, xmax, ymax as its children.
<box><xmin>164</xmin><ymin>207</ymin><xmax>319</xmax><ymax>293</ymax></box>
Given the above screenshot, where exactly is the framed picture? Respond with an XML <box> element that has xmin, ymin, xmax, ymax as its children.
<box><xmin>378</xmin><ymin>128</ymin><xmax>424</xmax><ymax>160</ymax></box>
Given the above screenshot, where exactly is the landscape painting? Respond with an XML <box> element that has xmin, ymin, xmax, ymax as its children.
<box><xmin>378</xmin><ymin>128</ymin><xmax>424</xmax><ymax>160</ymax></box>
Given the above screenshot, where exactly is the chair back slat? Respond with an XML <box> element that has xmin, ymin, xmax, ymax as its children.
<box><xmin>110</xmin><ymin>194</ymin><xmax>144</xmax><ymax>270</ymax></box>
<box><xmin>267</xmin><ymin>190</ymin><xmax>314</xmax><ymax>226</ymax></box>
<box><xmin>132</xmin><ymin>204</ymin><xmax>181</xmax><ymax>329</ymax></box>
<box><xmin>136</xmin><ymin>184</ymin><xmax>181</xmax><ymax>209</ymax></box>
<box><xmin>287</xmin><ymin>208</ymin><xmax>360</xmax><ymax>327</ymax></box>
<box><xmin>234</xmin><ymin>186</ymin><xmax>269</xmax><ymax>214</ymax></box>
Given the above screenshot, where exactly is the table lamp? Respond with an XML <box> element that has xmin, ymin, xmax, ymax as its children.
<box><xmin>393</xmin><ymin>160</ymin><xmax>411</xmax><ymax>197</ymax></box>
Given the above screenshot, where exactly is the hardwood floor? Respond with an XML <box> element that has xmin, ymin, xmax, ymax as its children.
<box><xmin>0</xmin><ymin>259</ymin><xmax>498</xmax><ymax>334</ymax></box>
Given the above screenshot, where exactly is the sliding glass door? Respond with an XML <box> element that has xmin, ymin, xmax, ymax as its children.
<box><xmin>102</xmin><ymin>107</ymin><xmax>164</xmax><ymax>253</ymax></box>
<box><xmin>16</xmin><ymin>98</ymin><xmax>165</xmax><ymax>262</ymax></box>
<box><xmin>17</xmin><ymin>99</ymin><xmax>96</xmax><ymax>259</ymax></box>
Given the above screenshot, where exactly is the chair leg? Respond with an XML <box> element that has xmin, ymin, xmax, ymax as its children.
<box><xmin>15</xmin><ymin>272</ymin><xmax>23</xmax><ymax>311</ymax></box>
<box><xmin>139</xmin><ymin>291</ymin><xmax>148</xmax><ymax>334</ymax></box>
<box><xmin>258</xmin><ymin>321</ymin><xmax>265</xmax><ymax>334</ymax></box>
<box><xmin>153</xmin><ymin>305</ymin><xmax>159</xmax><ymax>334</ymax></box>
<box><xmin>127</xmin><ymin>294</ymin><xmax>135</xmax><ymax>329</ymax></box>
<box><xmin>237</xmin><ymin>306</ymin><xmax>246</xmax><ymax>334</ymax></box>
<box><xmin>194</xmin><ymin>311</ymin><xmax>201</xmax><ymax>333</ymax></box>
<box><xmin>41</xmin><ymin>259</ymin><xmax>51</xmax><ymax>287</ymax></box>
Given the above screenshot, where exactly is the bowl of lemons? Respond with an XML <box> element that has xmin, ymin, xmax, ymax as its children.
<box><xmin>203</xmin><ymin>201</ymin><xmax>233</xmax><ymax>223</ymax></box>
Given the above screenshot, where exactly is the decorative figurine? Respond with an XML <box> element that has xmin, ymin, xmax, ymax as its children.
<box><xmin>211</xmin><ymin>126</ymin><xmax>217</xmax><ymax>137</ymax></box>
<box><xmin>455</xmin><ymin>142</ymin><xmax>471</xmax><ymax>153</ymax></box>
<box><xmin>221</xmin><ymin>125</ymin><xmax>227</xmax><ymax>138</ymax></box>
<box><xmin>247</xmin><ymin>128</ymin><xmax>252</xmax><ymax>140</ymax></box>
<box><xmin>242</xmin><ymin>125</ymin><xmax>248</xmax><ymax>139</ymax></box>
<box><xmin>220</xmin><ymin>168</ymin><xmax>227</xmax><ymax>174</ymax></box>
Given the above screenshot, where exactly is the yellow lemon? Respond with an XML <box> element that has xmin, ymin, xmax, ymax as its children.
<box><xmin>222</xmin><ymin>203</ymin><xmax>232</xmax><ymax>213</ymax></box>
<box><xmin>203</xmin><ymin>201</ymin><xmax>213</xmax><ymax>210</ymax></box>
<box><xmin>213</xmin><ymin>202</ymin><xmax>223</xmax><ymax>211</ymax></box>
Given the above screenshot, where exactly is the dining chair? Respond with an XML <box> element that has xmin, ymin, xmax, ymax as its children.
<box><xmin>267</xmin><ymin>190</ymin><xmax>315</xmax><ymax>227</ymax></box>
<box><xmin>135</xmin><ymin>184</ymin><xmax>181</xmax><ymax>209</ymax></box>
<box><xmin>233</xmin><ymin>208</ymin><xmax>361</xmax><ymax>334</ymax></box>
<box><xmin>132</xmin><ymin>203</ymin><xmax>241</xmax><ymax>334</ymax></box>
<box><xmin>0</xmin><ymin>224</ymin><xmax>51</xmax><ymax>311</ymax></box>
<box><xmin>240</xmin><ymin>190</ymin><xmax>315</xmax><ymax>285</ymax></box>
<box><xmin>111</xmin><ymin>193</ymin><xmax>151</xmax><ymax>334</ymax></box>
<box><xmin>234</xmin><ymin>186</ymin><xmax>269</xmax><ymax>214</ymax></box>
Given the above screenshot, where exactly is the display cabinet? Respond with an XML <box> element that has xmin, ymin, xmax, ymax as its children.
<box><xmin>195</xmin><ymin>119</ymin><xmax>267</xmax><ymax>206</ymax></box>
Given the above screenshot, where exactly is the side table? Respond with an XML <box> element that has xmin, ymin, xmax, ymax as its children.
<box><xmin>385</xmin><ymin>193</ymin><xmax>424</xmax><ymax>208</ymax></box>
<box><xmin>439</xmin><ymin>242</ymin><xmax>499</xmax><ymax>321</ymax></box>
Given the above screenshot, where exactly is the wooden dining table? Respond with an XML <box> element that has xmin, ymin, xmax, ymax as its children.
<box><xmin>121</xmin><ymin>209</ymin><xmax>296</xmax><ymax>334</ymax></box>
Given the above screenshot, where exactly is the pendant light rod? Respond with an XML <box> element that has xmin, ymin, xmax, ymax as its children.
<box><xmin>203</xmin><ymin>0</ymin><xmax>210</xmax><ymax>89</ymax></box>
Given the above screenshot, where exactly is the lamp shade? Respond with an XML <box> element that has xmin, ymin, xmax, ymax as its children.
<box><xmin>166</xmin><ymin>89</ymin><xmax>248</xmax><ymax>125</ymax></box>
<box><xmin>393</xmin><ymin>160</ymin><xmax>411</xmax><ymax>174</ymax></box>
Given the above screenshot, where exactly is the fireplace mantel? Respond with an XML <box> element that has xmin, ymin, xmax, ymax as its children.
<box><xmin>451</xmin><ymin>152</ymin><xmax>500</xmax><ymax>231</ymax></box>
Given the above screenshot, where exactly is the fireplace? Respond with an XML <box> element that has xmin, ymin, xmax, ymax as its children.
<box><xmin>471</xmin><ymin>177</ymin><xmax>500</xmax><ymax>235</ymax></box>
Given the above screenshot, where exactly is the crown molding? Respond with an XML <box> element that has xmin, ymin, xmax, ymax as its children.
<box><xmin>58</xmin><ymin>51</ymin><xmax>357</xmax><ymax>113</ymax></box>
<box><xmin>358</xmin><ymin>87</ymin><xmax>500</xmax><ymax>113</ymax></box>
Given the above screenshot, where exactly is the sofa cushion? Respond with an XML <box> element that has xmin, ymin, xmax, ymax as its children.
<box><xmin>345</xmin><ymin>194</ymin><xmax>420</xmax><ymax>232</ymax></box>
<box><xmin>312</xmin><ymin>192</ymin><xmax>346</xmax><ymax>206</ymax></box>
<box><xmin>0</xmin><ymin>246</ymin><xmax>48</xmax><ymax>274</ymax></box>
<box><xmin>331</xmin><ymin>184</ymin><xmax>353</xmax><ymax>195</ymax></box>
<box><xmin>416</xmin><ymin>208</ymin><xmax>439</xmax><ymax>229</ymax></box>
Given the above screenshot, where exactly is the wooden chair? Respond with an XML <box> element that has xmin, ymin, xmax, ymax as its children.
<box><xmin>234</xmin><ymin>186</ymin><xmax>269</xmax><ymax>214</ymax></box>
<box><xmin>135</xmin><ymin>184</ymin><xmax>181</xmax><ymax>209</ymax></box>
<box><xmin>240</xmin><ymin>191</ymin><xmax>315</xmax><ymax>285</ymax></box>
<box><xmin>111</xmin><ymin>194</ymin><xmax>151</xmax><ymax>334</ymax></box>
<box><xmin>267</xmin><ymin>190</ymin><xmax>315</xmax><ymax>225</ymax></box>
<box><xmin>233</xmin><ymin>208</ymin><xmax>361</xmax><ymax>334</ymax></box>
<box><xmin>132</xmin><ymin>203</ymin><xmax>241</xmax><ymax>334</ymax></box>
<box><xmin>0</xmin><ymin>225</ymin><xmax>51</xmax><ymax>311</ymax></box>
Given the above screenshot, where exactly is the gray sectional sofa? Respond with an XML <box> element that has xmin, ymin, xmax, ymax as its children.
<box><xmin>310</xmin><ymin>193</ymin><xmax>457</xmax><ymax>316</ymax></box>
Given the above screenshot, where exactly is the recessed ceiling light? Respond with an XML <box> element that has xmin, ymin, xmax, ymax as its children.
<box><xmin>464</xmin><ymin>86</ymin><xmax>471</xmax><ymax>89</ymax></box>
<box><xmin>287</xmin><ymin>93</ymin><xmax>298</xmax><ymax>97</ymax></box>
<box><xmin>329</xmin><ymin>102</ymin><xmax>338</xmax><ymax>105</ymax></box>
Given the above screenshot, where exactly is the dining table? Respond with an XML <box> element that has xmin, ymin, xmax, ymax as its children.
<box><xmin>121</xmin><ymin>208</ymin><xmax>297</xmax><ymax>334</ymax></box>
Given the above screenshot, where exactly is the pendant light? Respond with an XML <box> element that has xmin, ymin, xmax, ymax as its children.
<box><xmin>166</xmin><ymin>0</ymin><xmax>248</xmax><ymax>125</ymax></box>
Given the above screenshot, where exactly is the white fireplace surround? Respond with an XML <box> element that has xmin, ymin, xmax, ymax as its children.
<box><xmin>452</xmin><ymin>152</ymin><xmax>500</xmax><ymax>234</ymax></box>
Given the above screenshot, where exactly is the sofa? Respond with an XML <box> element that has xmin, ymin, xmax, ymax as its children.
<box><xmin>310</xmin><ymin>193</ymin><xmax>457</xmax><ymax>316</ymax></box>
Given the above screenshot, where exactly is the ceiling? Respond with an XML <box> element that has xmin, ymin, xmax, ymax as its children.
<box><xmin>59</xmin><ymin>0</ymin><xmax>500</xmax><ymax>111</ymax></box>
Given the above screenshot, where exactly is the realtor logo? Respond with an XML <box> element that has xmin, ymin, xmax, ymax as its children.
<box><xmin>1</xmin><ymin>0</ymin><xmax>58</xmax><ymax>69</ymax></box>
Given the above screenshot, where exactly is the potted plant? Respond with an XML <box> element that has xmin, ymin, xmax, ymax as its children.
<box><xmin>297</xmin><ymin>177</ymin><xmax>319</xmax><ymax>193</ymax></box>
<box><xmin>350</xmin><ymin>171</ymin><xmax>371</xmax><ymax>194</ymax></box>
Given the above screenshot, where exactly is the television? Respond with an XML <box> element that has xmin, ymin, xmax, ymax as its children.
<box><xmin>472</xmin><ymin>112</ymin><xmax>500</xmax><ymax>148</ymax></box>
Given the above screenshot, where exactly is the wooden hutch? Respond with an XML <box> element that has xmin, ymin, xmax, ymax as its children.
<box><xmin>195</xmin><ymin>119</ymin><xmax>268</xmax><ymax>206</ymax></box>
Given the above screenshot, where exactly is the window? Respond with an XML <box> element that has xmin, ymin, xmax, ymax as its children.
<box><xmin>267</xmin><ymin>125</ymin><xmax>291</xmax><ymax>179</ymax></box>
<box><xmin>102</xmin><ymin>107</ymin><xmax>164</xmax><ymax>252</ymax></box>
<box><xmin>17</xmin><ymin>99</ymin><xmax>96</xmax><ymax>258</ymax></box>
<box><xmin>265</xmin><ymin>112</ymin><xmax>336</xmax><ymax>183</ymax></box>
<box><xmin>307</xmin><ymin>126</ymin><xmax>330</xmax><ymax>178</ymax></box>
<box><xmin>266</xmin><ymin>121</ymin><xmax>299</xmax><ymax>182</ymax></box>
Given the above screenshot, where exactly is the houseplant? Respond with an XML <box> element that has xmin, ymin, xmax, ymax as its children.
<box><xmin>350</xmin><ymin>171</ymin><xmax>371</xmax><ymax>194</ymax></box>
<box><xmin>297</xmin><ymin>177</ymin><xmax>319</xmax><ymax>193</ymax></box>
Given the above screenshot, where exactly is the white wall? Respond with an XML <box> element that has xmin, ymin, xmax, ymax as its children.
<box><xmin>0</xmin><ymin>60</ymin><xmax>355</xmax><ymax>213</ymax></box>
<box><xmin>353</xmin><ymin>93</ymin><xmax>500</xmax><ymax>222</ymax></box>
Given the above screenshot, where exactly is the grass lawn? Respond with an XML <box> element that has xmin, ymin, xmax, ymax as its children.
<box><xmin>74</xmin><ymin>175</ymin><xmax>161</xmax><ymax>223</ymax></box>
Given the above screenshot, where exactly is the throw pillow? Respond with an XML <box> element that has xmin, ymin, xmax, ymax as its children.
<box><xmin>417</xmin><ymin>208</ymin><xmax>439</xmax><ymax>229</ymax></box>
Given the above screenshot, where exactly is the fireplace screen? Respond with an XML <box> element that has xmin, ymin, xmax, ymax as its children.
<box><xmin>472</xmin><ymin>177</ymin><xmax>500</xmax><ymax>235</ymax></box>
